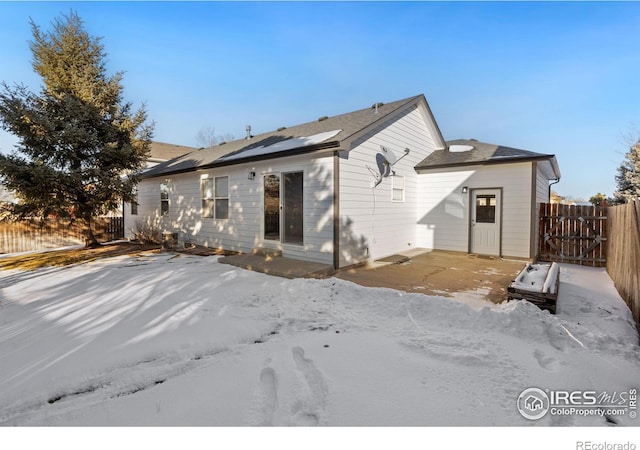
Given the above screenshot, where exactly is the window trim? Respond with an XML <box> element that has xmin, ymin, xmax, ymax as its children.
<box><xmin>391</xmin><ymin>175</ymin><xmax>405</xmax><ymax>202</ymax></box>
<box><xmin>201</xmin><ymin>175</ymin><xmax>229</xmax><ymax>220</ymax></box>
<box><xmin>200</xmin><ymin>177</ymin><xmax>214</xmax><ymax>218</ymax></box>
<box><xmin>214</xmin><ymin>176</ymin><xmax>229</xmax><ymax>220</ymax></box>
<box><xmin>131</xmin><ymin>187</ymin><xmax>138</xmax><ymax>216</ymax></box>
<box><xmin>160</xmin><ymin>182</ymin><xmax>169</xmax><ymax>216</ymax></box>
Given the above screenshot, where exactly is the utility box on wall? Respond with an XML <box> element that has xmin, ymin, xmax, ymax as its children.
<box><xmin>162</xmin><ymin>232</ymin><xmax>179</xmax><ymax>250</ymax></box>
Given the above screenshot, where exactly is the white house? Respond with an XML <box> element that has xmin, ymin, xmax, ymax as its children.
<box><xmin>125</xmin><ymin>94</ymin><xmax>560</xmax><ymax>269</ymax></box>
<box><xmin>120</xmin><ymin>141</ymin><xmax>195</xmax><ymax>217</ymax></box>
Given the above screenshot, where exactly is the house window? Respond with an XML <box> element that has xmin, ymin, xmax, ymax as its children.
<box><xmin>201</xmin><ymin>176</ymin><xmax>229</xmax><ymax>220</ymax></box>
<box><xmin>160</xmin><ymin>183</ymin><xmax>169</xmax><ymax>216</ymax></box>
<box><xmin>392</xmin><ymin>175</ymin><xmax>405</xmax><ymax>202</ymax></box>
<box><xmin>131</xmin><ymin>187</ymin><xmax>138</xmax><ymax>215</ymax></box>
<box><xmin>215</xmin><ymin>176</ymin><xmax>229</xmax><ymax>220</ymax></box>
<box><xmin>201</xmin><ymin>178</ymin><xmax>214</xmax><ymax>218</ymax></box>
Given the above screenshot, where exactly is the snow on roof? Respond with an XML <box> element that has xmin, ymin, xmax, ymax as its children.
<box><xmin>216</xmin><ymin>129</ymin><xmax>342</xmax><ymax>163</ymax></box>
<box><xmin>449</xmin><ymin>144</ymin><xmax>473</xmax><ymax>153</ymax></box>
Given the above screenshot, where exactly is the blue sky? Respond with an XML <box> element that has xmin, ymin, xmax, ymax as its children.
<box><xmin>1</xmin><ymin>1</ymin><xmax>639</xmax><ymax>200</ymax></box>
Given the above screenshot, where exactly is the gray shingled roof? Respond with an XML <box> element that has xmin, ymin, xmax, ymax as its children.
<box><xmin>148</xmin><ymin>141</ymin><xmax>197</xmax><ymax>161</ymax></box>
<box><xmin>142</xmin><ymin>95</ymin><xmax>428</xmax><ymax>178</ymax></box>
<box><xmin>415</xmin><ymin>139</ymin><xmax>558</xmax><ymax>172</ymax></box>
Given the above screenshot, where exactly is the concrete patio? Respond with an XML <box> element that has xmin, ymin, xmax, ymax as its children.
<box><xmin>217</xmin><ymin>248</ymin><xmax>526</xmax><ymax>304</ymax></box>
<box><xmin>218</xmin><ymin>253</ymin><xmax>334</xmax><ymax>279</ymax></box>
<box><xmin>337</xmin><ymin>249</ymin><xmax>526</xmax><ymax>304</ymax></box>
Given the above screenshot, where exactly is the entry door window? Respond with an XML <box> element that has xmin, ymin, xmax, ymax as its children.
<box><xmin>283</xmin><ymin>172</ymin><xmax>303</xmax><ymax>244</ymax></box>
<box><xmin>264</xmin><ymin>174</ymin><xmax>280</xmax><ymax>240</ymax></box>
<box><xmin>475</xmin><ymin>195</ymin><xmax>496</xmax><ymax>223</ymax></box>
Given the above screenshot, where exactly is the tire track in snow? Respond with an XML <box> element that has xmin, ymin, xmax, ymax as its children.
<box><xmin>0</xmin><ymin>325</ymin><xmax>283</xmax><ymax>425</ymax></box>
<box><xmin>0</xmin><ymin>353</ymin><xmax>194</xmax><ymax>425</ymax></box>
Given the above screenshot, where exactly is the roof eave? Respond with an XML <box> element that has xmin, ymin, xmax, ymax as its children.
<box><xmin>141</xmin><ymin>141</ymin><xmax>341</xmax><ymax>179</ymax></box>
<box><xmin>418</xmin><ymin>95</ymin><xmax>447</xmax><ymax>150</ymax></box>
<box><xmin>549</xmin><ymin>155</ymin><xmax>561</xmax><ymax>179</ymax></box>
<box><xmin>414</xmin><ymin>154</ymin><xmax>557</xmax><ymax>171</ymax></box>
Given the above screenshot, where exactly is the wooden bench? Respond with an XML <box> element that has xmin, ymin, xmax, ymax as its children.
<box><xmin>507</xmin><ymin>262</ymin><xmax>560</xmax><ymax>313</ymax></box>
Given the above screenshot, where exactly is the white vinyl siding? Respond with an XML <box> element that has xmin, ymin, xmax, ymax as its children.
<box><xmin>126</xmin><ymin>153</ymin><xmax>334</xmax><ymax>265</ymax></box>
<box><xmin>416</xmin><ymin>162</ymin><xmax>535</xmax><ymax>259</ymax></box>
<box><xmin>536</xmin><ymin>166</ymin><xmax>550</xmax><ymax>204</ymax></box>
<box><xmin>338</xmin><ymin>105</ymin><xmax>439</xmax><ymax>267</ymax></box>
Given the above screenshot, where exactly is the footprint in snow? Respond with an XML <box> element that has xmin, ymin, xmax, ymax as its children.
<box><xmin>253</xmin><ymin>367</ymin><xmax>278</xmax><ymax>426</ymax></box>
<box><xmin>533</xmin><ymin>348</ymin><xmax>559</xmax><ymax>371</ymax></box>
<box><xmin>290</xmin><ymin>346</ymin><xmax>328</xmax><ymax>426</ymax></box>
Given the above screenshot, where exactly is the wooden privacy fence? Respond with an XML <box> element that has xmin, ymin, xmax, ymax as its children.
<box><xmin>538</xmin><ymin>203</ymin><xmax>607</xmax><ymax>267</ymax></box>
<box><xmin>607</xmin><ymin>201</ymin><xmax>640</xmax><ymax>326</ymax></box>
<box><xmin>0</xmin><ymin>217</ymin><xmax>124</xmax><ymax>254</ymax></box>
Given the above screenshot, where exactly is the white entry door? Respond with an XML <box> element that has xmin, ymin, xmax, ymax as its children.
<box><xmin>470</xmin><ymin>189</ymin><xmax>501</xmax><ymax>256</ymax></box>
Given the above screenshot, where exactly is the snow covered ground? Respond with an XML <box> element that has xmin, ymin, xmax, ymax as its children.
<box><xmin>0</xmin><ymin>251</ymin><xmax>638</xmax><ymax>433</ymax></box>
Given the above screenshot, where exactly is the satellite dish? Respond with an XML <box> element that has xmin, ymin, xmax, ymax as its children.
<box><xmin>380</xmin><ymin>145</ymin><xmax>399</xmax><ymax>165</ymax></box>
<box><xmin>376</xmin><ymin>153</ymin><xmax>392</xmax><ymax>178</ymax></box>
<box><xmin>369</xmin><ymin>145</ymin><xmax>412</xmax><ymax>188</ymax></box>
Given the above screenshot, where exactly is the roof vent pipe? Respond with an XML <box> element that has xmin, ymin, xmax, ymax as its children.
<box><xmin>245</xmin><ymin>125</ymin><xmax>252</xmax><ymax>140</ymax></box>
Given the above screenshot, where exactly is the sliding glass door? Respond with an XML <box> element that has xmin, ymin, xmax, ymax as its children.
<box><xmin>283</xmin><ymin>172</ymin><xmax>303</xmax><ymax>244</ymax></box>
<box><xmin>263</xmin><ymin>171</ymin><xmax>303</xmax><ymax>244</ymax></box>
<box><xmin>264</xmin><ymin>174</ymin><xmax>280</xmax><ymax>241</ymax></box>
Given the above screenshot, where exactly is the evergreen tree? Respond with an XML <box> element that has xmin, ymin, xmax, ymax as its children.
<box><xmin>613</xmin><ymin>140</ymin><xmax>640</xmax><ymax>204</ymax></box>
<box><xmin>0</xmin><ymin>12</ymin><xmax>153</xmax><ymax>246</ymax></box>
